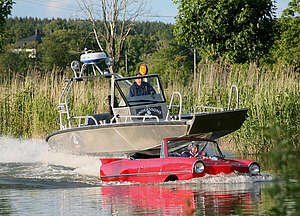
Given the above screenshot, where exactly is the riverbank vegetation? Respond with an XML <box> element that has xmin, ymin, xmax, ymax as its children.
<box><xmin>0</xmin><ymin>61</ymin><xmax>299</xmax><ymax>151</ymax></box>
<box><xmin>0</xmin><ymin>1</ymin><xmax>299</xmax><ymax>159</ymax></box>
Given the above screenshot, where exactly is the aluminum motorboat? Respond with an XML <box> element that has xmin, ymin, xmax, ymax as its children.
<box><xmin>46</xmin><ymin>51</ymin><xmax>248</xmax><ymax>157</ymax></box>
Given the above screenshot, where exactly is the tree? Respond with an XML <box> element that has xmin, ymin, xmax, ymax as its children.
<box><xmin>121</xmin><ymin>34</ymin><xmax>156</xmax><ymax>75</ymax></box>
<box><xmin>0</xmin><ymin>0</ymin><xmax>14</xmax><ymax>50</ymax></box>
<box><xmin>40</xmin><ymin>30</ymin><xmax>85</xmax><ymax>71</ymax></box>
<box><xmin>79</xmin><ymin>0</ymin><xmax>146</xmax><ymax>72</ymax></box>
<box><xmin>43</xmin><ymin>19</ymin><xmax>68</xmax><ymax>35</ymax></box>
<box><xmin>173</xmin><ymin>0</ymin><xmax>276</xmax><ymax>63</ymax></box>
<box><xmin>117</xmin><ymin>22</ymin><xmax>176</xmax><ymax>75</ymax></box>
<box><xmin>281</xmin><ymin>0</ymin><xmax>300</xmax><ymax>17</ymax></box>
<box><xmin>270</xmin><ymin>0</ymin><xmax>300</xmax><ymax>70</ymax></box>
<box><xmin>0</xmin><ymin>45</ymin><xmax>33</xmax><ymax>79</ymax></box>
<box><xmin>149</xmin><ymin>45</ymin><xmax>193</xmax><ymax>86</ymax></box>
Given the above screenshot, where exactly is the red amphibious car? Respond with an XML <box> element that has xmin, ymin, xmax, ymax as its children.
<box><xmin>100</xmin><ymin>138</ymin><xmax>260</xmax><ymax>183</ymax></box>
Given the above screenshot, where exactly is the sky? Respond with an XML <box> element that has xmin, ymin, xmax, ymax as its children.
<box><xmin>11</xmin><ymin>0</ymin><xmax>290</xmax><ymax>23</ymax></box>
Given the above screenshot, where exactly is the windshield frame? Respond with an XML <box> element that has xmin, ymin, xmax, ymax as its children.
<box><xmin>114</xmin><ymin>74</ymin><xmax>166</xmax><ymax>107</ymax></box>
<box><xmin>163</xmin><ymin>138</ymin><xmax>224</xmax><ymax>159</ymax></box>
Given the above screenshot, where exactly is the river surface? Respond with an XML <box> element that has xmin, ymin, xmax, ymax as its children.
<box><xmin>0</xmin><ymin>137</ymin><xmax>276</xmax><ymax>215</ymax></box>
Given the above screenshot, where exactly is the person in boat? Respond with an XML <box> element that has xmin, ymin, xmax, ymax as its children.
<box><xmin>129</xmin><ymin>73</ymin><xmax>156</xmax><ymax>97</ymax></box>
<box><xmin>181</xmin><ymin>143</ymin><xmax>199</xmax><ymax>158</ymax></box>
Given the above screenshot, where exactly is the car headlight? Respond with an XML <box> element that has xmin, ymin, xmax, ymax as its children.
<box><xmin>249</xmin><ymin>163</ymin><xmax>260</xmax><ymax>175</ymax></box>
<box><xmin>193</xmin><ymin>161</ymin><xmax>205</xmax><ymax>174</ymax></box>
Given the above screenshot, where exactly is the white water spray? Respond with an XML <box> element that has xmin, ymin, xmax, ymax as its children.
<box><xmin>0</xmin><ymin>137</ymin><xmax>101</xmax><ymax>177</ymax></box>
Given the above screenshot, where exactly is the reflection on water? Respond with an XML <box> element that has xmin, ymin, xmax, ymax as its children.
<box><xmin>0</xmin><ymin>181</ymin><xmax>271</xmax><ymax>216</ymax></box>
<box><xmin>0</xmin><ymin>137</ymin><xmax>275</xmax><ymax>215</ymax></box>
<box><xmin>99</xmin><ymin>183</ymin><xmax>266</xmax><ymax>216</ymax></box>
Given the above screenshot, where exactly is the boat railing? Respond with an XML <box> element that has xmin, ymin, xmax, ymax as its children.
<box><xmin>57</xmin><ymin>51</ymin><xmax>117</xmax><ymax>130</ymax></box>
<box><xmin>227</xmin><ymin>84</ymin><xmax>239</xmax><ymax>110</ymax></box>
<box><xmin>58</xmin><ymin>80</ymin><xmax>74</xmax><ymax>130</ymax></box>
<box><xmin>195</xmin><ymin>106</ymin><xmax>224</xmax><ymax>113</ymax></box>
<box><xmin>111</xmin><ymin>115</ymin><xmax>160</xmax><ymax>123</ymax></box>
<box><xmin>63</xmin><ymin>114</ymin><xmax>160</xmax><ymax>129</ymax></box>
<box><xmin>71</xmin><ymin>116</ymin><xmax>99</xmax><ymax>127</ymax></box>
<box><xmin>193</xmin><ymin>84</ymin><xmax>239</xmax><ymax>114</ymax></box>
<box><xmin>166</xmin><ymin>91</ymin><xmax>182</xmax><ymax>120</ymax></box>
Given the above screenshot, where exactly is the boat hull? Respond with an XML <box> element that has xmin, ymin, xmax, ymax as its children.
<box><xmin>46</xmin><ymin>109</ymin><xmax>248</xmax><ymax>156</ymax></box>
<box><xmin>188</xmin><ymin>108</ymin><xmax>248</xmax><ymax>139</ymax></box>
<box><xmin>47</xmin><ymin>121</ymin><xmax>191</xmax><ymax>156</ymax></box>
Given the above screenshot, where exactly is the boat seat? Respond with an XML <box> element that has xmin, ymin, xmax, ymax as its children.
<box><xmin>86</xmin><ymin>113</ymin><xmax>111</xmax><ymax>125</ymax></box>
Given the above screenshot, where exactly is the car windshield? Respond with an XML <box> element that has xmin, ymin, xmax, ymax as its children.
<box><xmin>166</xmin><ymin>139</ymin><xmax>223</xmax><ymax>158</ymax></box>
<box><xmin>114</xmin><ymin>75</ymin><xmax>165</xmax><ymax>107</ymax></box>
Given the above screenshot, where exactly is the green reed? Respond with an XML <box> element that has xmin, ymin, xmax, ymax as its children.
<box><xmin>0</xmin><ymin>68</ymin><xmax>110</xmax><ymax>138</ymax></box>
<box><xmin>0</xmin><ymin>62</ymin><xmax>299</xmax><ymax>155</ymax></box>
<box><xmin>170</xmin><ymin>61</ymin><xmax>299</xmax><ymax>154</ymax></box>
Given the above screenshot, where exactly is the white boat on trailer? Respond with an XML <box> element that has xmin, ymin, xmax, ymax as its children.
<box><xmin>46</xmin><ymin>50</ymin><xmax>248</xmax><ymax>157</ymax></box>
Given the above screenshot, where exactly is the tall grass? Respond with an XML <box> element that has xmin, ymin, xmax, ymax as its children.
<box><xmin>0</xmin><ymin>62</ymin><xmax>299</xmax><ymax>155</ymax></box>
<box><xmin>165</xmin><ymin>61</ymin><xmax>299</xmax><ymax>154</ymax></box>
<box><xmin>0</xmin><ymin>69</ymin><xmax>110</xmax><ymax>138</ymax></box>
<box><xmin>204</xmin><ymin>63</ymin><xmax>298</xmax><ymax>154</ymax></box>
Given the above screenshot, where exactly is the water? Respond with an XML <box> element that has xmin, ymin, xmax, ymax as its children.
<box><xmin>0</xmin><ymin>137</ymin><xmax>275</xmax><ymax>215</ymax></box>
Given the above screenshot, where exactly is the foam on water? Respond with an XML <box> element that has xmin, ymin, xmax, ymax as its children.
<box><xmin>0</xmin><ymin>137</ymin><xmax>101</xmax><ymax>178</ymax></box>
<box><xmin>188</xmin><ymin>172</ymin><xmax>274</xmax><ymax>184</ymax></box>
<box><xmin>0</xmin><ymin>137</ymin><xmax>47</xmax><ymax>163</ymax></box>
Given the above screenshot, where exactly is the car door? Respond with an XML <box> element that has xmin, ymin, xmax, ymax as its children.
<box><xmin>137</xmin><ymin>158</ymin><xmax>163</xmax><ymax>183</ymax></box>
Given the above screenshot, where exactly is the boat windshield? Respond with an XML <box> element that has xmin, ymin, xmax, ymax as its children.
<box><xmin>166</xmin><ymin>139</ymin><xmax>224</xmax><ymax>158</ymax></box>
<box><xmin>114</xmin><ymin>75</ymin><xmax>165</xmax><ymax>107</ymax></box>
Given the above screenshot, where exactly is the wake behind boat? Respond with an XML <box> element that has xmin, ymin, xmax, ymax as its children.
<box><xmin>46</xmin><ymin>50</ymin><xmax>248</xmax><ymax>157</ymax></box>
